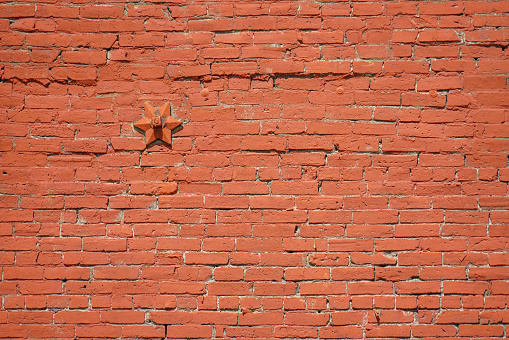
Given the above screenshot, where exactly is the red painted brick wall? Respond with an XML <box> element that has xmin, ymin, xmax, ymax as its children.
<box><xmin>1</xmin><ymin>1</ymin><xmax>508</xmax><ymax>339</ymax></box>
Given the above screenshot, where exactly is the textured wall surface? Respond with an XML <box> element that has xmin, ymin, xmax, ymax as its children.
<box><xmin>0</xmin><ymin>0</ymin><xmax>508</xmax><ymax>339</ymax></box>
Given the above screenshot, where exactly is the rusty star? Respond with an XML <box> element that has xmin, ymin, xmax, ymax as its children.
<box><xmin>134</xmin><ymin>102</ymin><xmax>182</xmax><ymax>146</ymax></box>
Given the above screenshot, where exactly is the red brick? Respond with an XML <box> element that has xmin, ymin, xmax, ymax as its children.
<box><xmin>300</xmin><ymin>282</ymin><xmax>346</xmax><ymax>296</ymax></box>
<box><xmin>100</xmin><ymin>310</ymin><xmax>145</xmax><ymax>324</ymax></box>
<box><xmin>9</xmin><ymin>311</ymin><xmax>53</xmax><ymax>324</ymax></box>
<box><xmin>254</xmin><ymin>282</ymin><xmax>297</xmax><ymax>296</ymax></box>
<box><xmin>123</xmin><ymin>325</ymin><xmax>165</xmax><ymax>338</ymax></box>
<box><xmin>185</xmin><ymin>252</ymin><xmax>229</xmax><ymax>265</ymax></box>
<box><xmin>214</xmin><ymin>266</ymin><xmax>244</xmax><ymax>281</ymax></box>
<box><xmin>319</xmin><ymin>326</ymin><xmax>363</xmax><ymax>339</ymax></box>
<box><xmin>285</xmin><ymin>312</ymin><xmax>329</xmax><ymax>326</ymax></box>
<box><xmin>436</xmin><ymin>310</ymin><xmax>479</xmax><ymax>324</ymax></box>
<box><xmin>238</xmin><ymin>312</ymin><xmax>284</xmax><ymax>325</ymax></box>
<box><xmin>54</xmin><ymin>311</ymin><xmax>100</xmax><ymax>324</ymax></box>
<box><xmin>285</xmin><ymin>268</ymin><xmax>330</xmax><ymax>281</ymax></box>
<box><xmin>0</xmin><ymin>5</ymin><xmax>35</xmax><ymax>18</ymax></box>
<box><xmin>366</xmin><ymin>325</ymin><xmax>411</xmax><ymax>338</ymax></box>
<box><xmin>245</xmin><ymin>267</ymin><xmax>283</xmax><ymax>281</ymax></box>
<box><xmin>274</xmin><ymin>325</ymin><xmax>317</xmax><ymax>338</ymax></box>
<box><xmin>458</xmin><ymin>324</ymin><xmax>504</xmax><ymax>337</ymax></box>
<box><xmin>76</xmin><ymin>325</ymin><xmax>122</xmax><ymax>338</ymax></box>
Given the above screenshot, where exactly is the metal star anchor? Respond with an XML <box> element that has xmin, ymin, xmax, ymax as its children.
<box><xmin>134</xmin><ymin>102</ymin><xmax>182</xmax><ymax>146</ymax></box>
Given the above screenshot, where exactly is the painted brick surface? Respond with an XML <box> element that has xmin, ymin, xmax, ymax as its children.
<box><xmin>0</xmin><ymin>0</ymin><xmax>508</xmax><ymax>339</ymax></box>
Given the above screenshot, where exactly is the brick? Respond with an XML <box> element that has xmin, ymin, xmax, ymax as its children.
<box><xmin>130</xmin><ymin>182</ymin><xmax>177</xmax><ymax>195</ymax></box>
<box><xmin>274</xmin><ymin>326</ymin><xmax>317</xmax><ymax>338</ymax></box>
<box><xmin>101</xmin><ymin>311</ymin><xmax>145</xmax><ymax>324</ymax></box>
<box><xmin>238</xmin><ymin>312</ymin><xmax>284</xmax><ymax>325</ymax></box>
<box><xmin>436</xmin><ymin>310</ymin><xmax>479</xmax><ymax>324</ymax></box>
<box><xmin>81</xmin><ymin>6</ymin><xmax>123</xmax><ymax>19</ymax></box>
<box><xmin>300</xmin><ymin>282</ymin><xmax>346</xmax><ymax>296</ymax></box>
<box><xmin>54</xmin><ymin>311</ymin><xmax>100</xmax><ymax>324</ymax></box>
<box><xmin>254</xmin><ymin>282</ymin><xmax>297</xmax><ymax>296</ymax></box>
<box><xmin>76</xmin><ymin>325</ymin><xmax>122</xmax><ymax>338</ymax></box>
<box><xmin>8</xmin><ymin>311</ymin><xmax>53</xmax><ymax>324</ymax></box>
<box><xmin>285</xmin><ymin>312</ymin><xmax>329</xmax><ymax>326</ymax></box>
<box><xmin>185</xmin><ymin>252</ymin><xmax>229</xmax><ymax>265</ymax></box>
<box><xmin>17</xmin><ymin>281</ymin><xmax>62</xmax><ymax>295</ymax></box>
<box><xmin>122</xmin><ymin>325</ymin><xmax>165</xmax><ymax>338</ymax></box>
<box><xmin>189</xmin><ymin>19</ymin><xmax>233</xmax><ymax>31</ymax></box>
<box><xmin>245</xmin><ymin>267</ymin><xmax>283</xmax><ymax>281</ymax></box>
<box><xmin>0</xmin><ymin>5</ymin><xmax>35</xmax><ymax>18</ymax></box>
<box><xmin>285</xmin><ymin>268</ymin><xmax>330</xmax><ymax>281</ymax></box>
<box><xmin>51</xmin><ymin>66</ymin><xmax>97</xmax><ymax>83</ymax></box>
<box><xmin>319</xmin><ymin>326</ymin><xmax>363</xmax><ymax>339</ymax></box>
<box><xmin>366</xmin><ymin>325</ymin><xmax>411</xmax><ymax>338</ymax></box>
<box><xmin>61</xmin><ymin>50</ymin><xmax>107</xmax><ymax>65</ymax></box>
<box><xmin>458</xmin><ymin>324</ymin><xmax>504</xmax><ymax>337</ymax></box>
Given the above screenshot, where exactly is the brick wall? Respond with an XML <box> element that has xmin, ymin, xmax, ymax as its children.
<box><xmin>1</xmin><ymin>1</ymin><xmax>508</xmax><ymax>339</ymax></box>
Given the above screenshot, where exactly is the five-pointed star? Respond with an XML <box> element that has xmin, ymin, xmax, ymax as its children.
<box><xmin>134</xmin><ymin>102</ymin><xmax>182</xmax><ymax>146</ymax></box>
